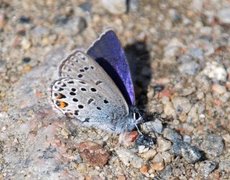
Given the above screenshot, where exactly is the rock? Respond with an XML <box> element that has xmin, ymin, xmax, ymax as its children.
<box><xmin>164</xmin><ymin>38</ymin><xmax>184</xmax><ymax>58</ymax></box>
<box><xmin>169</xmin><ymin>9</ymin><xmax>181</xmax><ymax>23</ymax></box>
<box><xmin>21</xmin><ymin>38</ymin><xmax>32</xmax><ymax>50</ymax></box>
<box><xmin>19</xmin><ymin>15</ymin><xmax>31</xmax><ymax>23</ymax></box>
<box><xmin>140</xmin><ymin>149</ymin><xmax>157</xmax><ymax>160</ymax></box>
<box><xmin>189</xmin><ymin>48</ymin><xmax>204</xmax><ymax>60</ymax></box>
<box><xmin>163</xmin><ymin>128</ymin><xmax>182</xmax><ymax>143</ymax></box>
<box><xmin>211</xmin><ymin>84</ymin><xmax>227</xmax><ymax>94</ymax></box>
<box><xmin>172</xmin><ymin>97</ymin><xmax>192</xmax><ymax>114</ymax></box>
<box><xmin>78</xmin><ymin>141</ymin><xmax>110</xmax><ymax>166</ymax></box>
<box><xmin>157</xmin><ymin>165</ymin><xmax>173</xmax><ymax>179</ymax></box>
<box><xmin>150</xmin><ymin>161</ymin><xmax>165</xmax><ymax>171</ymax></box>
<box><xmin>201</xmin><ymin>134</ymin><xmax>224</xmax><ymax>158</ymax></box>
<box><xmin>151</xmin><ymin>153</ymin><xmax>165</xmax><ymax>171</ymax></box>
<box><xmin>178</xmin><ymin>59</ymin><xmax>200</xmax><ymax>75</ymax></box>
<box><xmin>199</xmin><ymin>160</ymin><xmax>218</xmax><ymax>178</ymax></box>
<box><xmin>181</xmin><ymin>143</ymin><xmax>204</xmax><ymax>163</ymax></box>
<box><xmin>201</xmin><ymin>61</ymin><xmax>227</xmax><ymax>82</ymax></box>
<box><xmin>138</xmin><ymin>145</ymin><xmax>149</xmax><ymax>154</ymax></box>
<box><xmin>162</xmin><ymin>98</ymin><xmax>176</xmax><ymax>117</ymax></box>
<box><xmin>116</xmin><ymin>148</ymin><xmax>144</xmax><ymax>168</ymax></box>
<box><xmin>183</xmin><ymin>135</ymin><xmax>191</xmax><ymax>143</ymax></box>
<box><xmin>161</xmin><ymin>151</ymin><xmax>172</xmax><ymax>164</ymax></box>
<box><xmin>217</xmin><ymin>8</ymin><xmax>230</xmax><ymax>24</ymax></box>
<box><xmin>135</xmin><ymin>134</ymin><xmax>156</xmax><ymax>148</ymax></box>
<box><xmin>172</xmin><ymin>141</ymin><xmax>204</xmax><ymax>163</ymax></box>
<box><xmin>140</xmin><ymin>119</ymin><xmax>163</xmax><ymax>134</ymax></box>
<box><xmin>157</xmin><ymin>137</ymin><xmax>172</xmax><ymax>152</ymax></box>
<box><xmin>140</xmin><ymin>165</ymin><xmax>149</xmax><ymax>174</ymax></box>
<box><xmin>190</xmin><ymin>0</ymin><xmax>203</xmax><ymax>12</ymax></box>
<box><xmin>102</xmin><ymin>0</ymin><xmax>127</xmax><ymax>14</ymax></box>
<box><xmin>219</xmin><ymin>160</ymin><xmax>230</xmax><ymax>173</ymax></box>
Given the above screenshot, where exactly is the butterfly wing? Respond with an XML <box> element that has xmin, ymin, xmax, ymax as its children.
<box><xmin>87</xmin><ymin>30</ymin><xmax>135</xmax><ymax>105</ymax></box>
<box><xmin>51</xmin><ymin>51</ymin><xmax>129</xmax><ymax>132</ymax></box>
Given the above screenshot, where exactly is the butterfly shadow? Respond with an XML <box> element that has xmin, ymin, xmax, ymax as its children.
<box><xmin>124</xmin><ymin>41</ymin><xmax>151</xmax><ymax>111</ymax></box>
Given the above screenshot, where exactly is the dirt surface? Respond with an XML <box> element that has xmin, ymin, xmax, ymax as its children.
<box><xmin>0</xmin><ymin>0</ymin><xmax>230</xmax><ymax>179</ymax></box>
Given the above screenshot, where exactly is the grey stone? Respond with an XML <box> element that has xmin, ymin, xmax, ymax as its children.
<box><xmin>217</xmin><ymin>8</ymin><xmax>230</xmax><ymax>24</ymax></box>
<box><xmin>180</xmin><ymin>142</ymin><xmax>204</xmax><ymax>163</ymax></box>
<box><xmin>199</xmin><ymin>160</ymin><xmax>218</xmax><ymax>178</ymax></box>
<box><xmin>102</xmin><ymin>0</ymin><xmax>127</xmax><ymax>14</ymax></box>
<box><xmin>219</xmin><ymin>160</ymin><xmax>230</xmax><ymax>173</ymax></box>
<box><xmin>157</xmin><ymin>137</ymin><xmax>172</xmax><ymax>152</ymax></box>
<box><xmin>163</xmin><ymin>128</ymin><xmax>182</xmax><ymax>143</ymax></box>
<box><xmin>201</xmin><ymin>61</ymin><xmax>227</xmax><ymax>82</ymax></box>
<box><xmin>172</xmin><ymin>141</ymin><xmax>204</xmax><ymax>163</ymax></box>
<box><xmin>158</xmin><ymin>165</ymin><xmax>173</xmax><ymax>179</ymax></box>
<box><xmin>188</xmin><ymin>48</ymin><xmax>204</xmax><ymax>60</ymax></box>
<box><xmin>116</xmin><ymin>148</ymin><xmax>144</xmax><ymax>168</ymax></box>
<box><xmin>141</xmin><ymin>118</ymin><xmax>163</xmax><ymax>134</ymax></box>
<box><xmin>201</xmin><ymin>134</ymin><xmax>224</xmax><ymax>158</ymax></box>
<box><xmin>172</xmin><ymin>97</ymin><xmax>192</xmax><ymax>114</ymax></box>
<box><xmin>178</xmin><ymin>55</ymin><xmax>201</xmax><ymax>75</ymax></box>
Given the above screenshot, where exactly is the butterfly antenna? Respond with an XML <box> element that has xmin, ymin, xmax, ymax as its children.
<box><xmin>135</xmin><ymin>123</ymin><xmax>143</xmax><ymax>135</ymax></box>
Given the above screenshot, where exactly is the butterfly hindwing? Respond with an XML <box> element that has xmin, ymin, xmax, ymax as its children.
<box><xmin>51</xmin><ymin>51</ymin><xmax>129</xmax><ymax>131</ymax></box>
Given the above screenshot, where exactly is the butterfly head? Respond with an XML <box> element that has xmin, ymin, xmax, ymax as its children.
<box><xmin>114</xmin><ymin>106</ymin><xmax>144</xmax><ymax>133</ymax></box>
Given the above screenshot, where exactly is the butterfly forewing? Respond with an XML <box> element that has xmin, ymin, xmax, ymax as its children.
<box><xmin>51</xmin><ymin>51</ymin><xmax>129</xmax><ymax>130</ymax></box>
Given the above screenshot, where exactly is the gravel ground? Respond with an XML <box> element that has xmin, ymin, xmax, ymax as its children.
<box><xmin>0</xmin><ymin>0</ymin><xmax>230</xmax><ymax>179</ymax></box>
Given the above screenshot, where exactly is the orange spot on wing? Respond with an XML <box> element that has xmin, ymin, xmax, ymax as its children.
<box><xmin>56</xmin><ymin>101</ymin><xmax>68</xmax><ymax>109</ymax></box>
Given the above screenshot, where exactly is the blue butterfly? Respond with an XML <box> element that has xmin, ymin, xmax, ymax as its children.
<box><xmin>51</xmin><ymin>30</ymin><xmax>143</xmax><ymax>133</ymax></box>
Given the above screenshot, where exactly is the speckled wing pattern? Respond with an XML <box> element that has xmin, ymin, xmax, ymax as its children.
<box><xmin>51</xmin><ymin>51</ymin><xmax>129</xmax><ymax>131</ymax></box>
<box><xmin>87</xmin><ymin>30</ymin><xmax>135</xmax><ymax>105</ymax></box>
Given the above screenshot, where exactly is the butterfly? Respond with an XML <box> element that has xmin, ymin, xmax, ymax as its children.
<box><xmin>51</xmin><ymin>30</ymin><xmax>143</xmax><ymax>133</ymax></box>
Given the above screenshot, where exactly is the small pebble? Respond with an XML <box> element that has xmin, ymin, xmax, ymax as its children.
<box><xmin>21</xmin><ymin>38</ymin><xmax>31</xmax><ymax>50</ymax></box>
<box><xmin>157</xmin><ymin>165</ymin><xmax>173</xmax><ymax>179</ymax></box>
<box><xmin>140</xmin><ymin>149</ymin><xmax>157</xmax><ymax>160</ymax></box>
<box><xmin>163</xmin><ymin>100</ymin><xmax>176</xmax><ymax>117</ymax></box>
<box><xmin>169</xmin><ymin>9</ymin><xmax>181</xmax><ymax>23</ymax></box>
<box><xmin>172</xmin><ymin>141</ymin><xmax>204</xmax><ymax>163</ymax></box>
<box><xmin>201</xmin><ymin>61</ymin><xmax>227</xmax><ymax>82</ymax></box>
<box><xmin>78</xmin><ymin>141</ymin><xmax>110</xmax><ymax>166</ymax></box>
<box><xmin>102</xmin><ymin>0</ymin><xmax>127</xmax><ymax>14</ymax></box>
<box><xmin>172</xmin><ymin>97</ymin><xmax>192</xmax><ymax>114</ymax></box>
<box><xmin>140</xmin><ymin>119</ymin><xmax>163</xmax><ymax>134</ymax></box>
<box><xmin>22</xmin><ymin>57</ymin><xmax>31</xmax><ymax>63</ymax></box>
<box><xmin>219</xmin><ymin>160</ymin><xmax>230</xmax><ymax>173</ymax></box>
<box><xmin>188</xmin><ymin>48</ymin><xmax>204</xmax><ymax>60</ymax></box>
<box><xmin>163</xmin><ymin>128</ymin><xmax>182</xmax><ymax>143</ymax></box>
<box><xmin>136</xmin><ymin>134</ymin><xmax>156</xmax><ymax>148</ymax></box>
<box><xmin>150</xmin><ymin>161</ymin><xmax>165</xmax><ymax>171</ymax></box>
<box><xmin>199</xmin><ymin>160</ymin><xmax>217</xmax><ymax>178</ymax></box>
<box><xmin>163</xmin><ymin>38</ymin><xmax>184</xmax><ymax>58</ymax></box>
<box><xmin>162</xmin><ymin>152</ymin><xmax>172</xmax><ymax>164</ymax></box>
<box><xmin>140</xmin><ymin>165</ymin><xmax>149</xmax><ymax>174</ymax></box>
<box><xmin>201</xmin><ymin>134</ymin><xmax>224</xmax><ymax>158</ymax></box>
<box><xmin>138</xmin><ymin>145</ymin><xmax>149</xmax><ymax>154</ymax></box>
<box><xmin>211</xmin><ymin>84</ymin><xmax>226</xmax><ymax>94</ymax></box>
<box><xmin>19</xmin><ymin>16</ymin><xmax>31</xmax><ymax>23</ymax></box>
<box><xmin>116</xmin><ymin>148</ymin><xmax>144</xmax><ymax>168</ymax></box>
<box><xmin>157</xmin><ymin>137</ymin><xmax>171</xmax><ymax>152</ymax></box>
<box><xmin>217</xmin><ymin>8</ymin><xmax>230</xmax><ymax>24</ymax></box>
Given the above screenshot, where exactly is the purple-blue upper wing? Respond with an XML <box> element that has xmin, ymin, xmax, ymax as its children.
<box><xmin>87</xmin><ymin>30</ymin><xmax>135</xmax><ymax>105</ymax></box>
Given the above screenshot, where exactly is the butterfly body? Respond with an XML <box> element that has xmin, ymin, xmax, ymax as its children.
<box><xmin>51</xmin><ymin>30</ymin><xmax>142</xmax><ymax>133</ymax></box>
